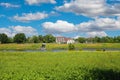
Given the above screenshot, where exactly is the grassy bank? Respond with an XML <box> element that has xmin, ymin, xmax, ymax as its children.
<box><xmin>0</xmin><ymin>51</ymin><xmax>120</xmax><ymax>80</ymax></box>
<box><xmin>0</xmin><ymin>43</ymin><xmax>120</xmax><ymax>50</ymax></box>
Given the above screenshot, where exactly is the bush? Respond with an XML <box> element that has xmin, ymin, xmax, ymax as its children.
<box><xmin>79</xmin><ymin>48</ymin><xmax>83</xmax><ymax>51</ymax></box>
<box><xmin>68</xmin><ymin>43</ymin><xmax>75</xmax><ymax>50</ymax></box>
<box><xmin>96</xmin><ymin>49</ymin><xmax>102</xmax><ymax>51</ymax></box>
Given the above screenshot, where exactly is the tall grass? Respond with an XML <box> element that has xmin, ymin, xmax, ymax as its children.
<box><xmin>0</xmin><ymin>43</ymin><xmax>120</xmax><ymax>50</ymax></box>
<box><xmin>0</xmin><ymin>51</ymin><xmax>120</xmax><ymax>80</ymax></box>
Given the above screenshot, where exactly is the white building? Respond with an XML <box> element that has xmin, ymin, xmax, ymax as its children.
<box><xmin>56</xmin><ymin>37</ymin><xmax>75</xmax><ymax>44</ymax></box>
<box><xmin>67</xmin><ymin>39</ymin><xmax>75</xmax><ymax>44</ymax></box>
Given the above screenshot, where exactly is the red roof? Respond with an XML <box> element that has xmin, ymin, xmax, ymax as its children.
<box><xmin>56</xmin><ymin>37</ymin><xmax>72</xmax><ymax>42</ymax></box>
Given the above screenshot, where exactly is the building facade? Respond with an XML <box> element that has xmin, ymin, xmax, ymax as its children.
<box><xmin>56</xmin><ymin>37</ymin><xmax>75</xmax><ymax>44</ymax></box>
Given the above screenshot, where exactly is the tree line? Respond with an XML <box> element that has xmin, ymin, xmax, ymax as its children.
<box><xmin>76</xmin><ymin>36</ymin><xmax>120</xmax><ymax>43</ymax></box>
<box><xmin>0</xmin><ymin>33</ymin><xmax>55</xmax><ymax>44</ymax></box>
<box><xmin>0</xmin><ymin>33</ymin><xmax>120</xmax><ymax>44</ymax></box>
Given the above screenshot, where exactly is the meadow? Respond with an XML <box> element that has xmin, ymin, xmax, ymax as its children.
<box><xmin>0</xmin><ymin>51</ymin><xmax>120</xmax><ymax>80</ymax></box>
<box><xmin>0</xmin><ymin>43</ymin><xmax>120</xmax><ymax>51</ymax></box>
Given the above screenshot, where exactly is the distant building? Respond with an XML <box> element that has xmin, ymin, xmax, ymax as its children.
<box><xmin>56</xmin><ymin>36</ymin><xmax>75</xmax><ymax>44</ymax></box>
<box><xmin>67</xmin><ymin>39</ymin><xmax>75</xmax><ymax>44</ymax></box>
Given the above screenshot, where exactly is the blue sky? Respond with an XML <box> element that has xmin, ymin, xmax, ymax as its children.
<box><xmin>0</xmin><ymin>0</ymin><xmax>120</xmax><ymax>38</ymax></box>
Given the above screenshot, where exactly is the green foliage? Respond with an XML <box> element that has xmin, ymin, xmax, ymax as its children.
<box><xmin>1</xmin><ymin>32</ymin><xmax>120</xmax><ymax>44</ymax></box>
<box><xmin>96</xmin><ymin>49</ymin><xmax>102</xmax><ymax>51</ymax></box>
<box><xmin>77</xmin><ymin>37</ymin><xmax>86</xmax><ymax>43</ymax></box>
<box><xmin>100</xmin><ymin>36</ymin><xmax>114</xmax><ymax>43</ymax></box>
<box><xmin>68</xmin><ymin>43</ymin><xmax>75</xmax><ymax>50</ymax></box>
<box><xmin>0</xmin><ymin>33</ymin><xmax>8</xmax><ymax>44</ymax></box>
<box><xmin>38</xmin><ymin>35</ymin><xmax>43</xmax><ymax>43</ymax></box>
<box><xmin>14</xmin><ymin>33</ymin><xmax>26</xmax><ymax>43</ymax></box>
<box><xmin>26</xmin><ymin>34</ymin><xmax>55</xmax><ymax>43</ymax></box>
<box><xmin>93</xmin><ymin>36</ymin><xmax>101</xmax><ymax>43</ymax></box>
<box><xmin>43</xmin><ymin>34</ymin><xmax>55</xmax><ymax>43</ymax></box>
<box><xmin>28</xmin><ymin>36</ymin><xmax>39</xmax><ymax>43</ymax></box>
<box><xmin>114</xmin><ymin>36</ymin><xmax>120</xmax><ymax>43</ymax></box>
<box><xmin>7</xmin><ymin>37</ymin><xmax>13</xmax><ymax>43</ymax></box>
<box><xmin>0</xmin><ymin>52</ymin><xmax>120</xmax><ymax>80</ymax></box>
<box><xmin>76</xmin><ymin>36</ymin><xmax>120</xmax><ymax>43</ymax></box>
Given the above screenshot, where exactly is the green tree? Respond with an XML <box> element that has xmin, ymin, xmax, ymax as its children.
<box><xmin>101</xmin><ymin>36</ymin><xmax>113</xmax><ymax>43</ymax></box>
<box><xmin>31</xmin><ymin>36</ymin><xmax>39</xmax><ymax>43</ymax></box>
<box><xmin>26</xmin><ymin>37</ymin><xmax>30</xmax><ymax>43</ymax></box>
<box><xmin>86</xmin><ymin>37</ymin><xmax>93</xmax><ymax>43</ymax></box>
<box><xmin>93</xmin><ymin>36</ymin><xmax>101</xmax><ymax>43</ymax></box>
<box><xmin>0</xmin><ymin>33</ymin><xmax>8</xmax><ymax>44</ymax></box>
<box><xmin>7</xmin><ymin>37</ymin><xmax>13</xmax><ymax>43</ymax></box>
<box><xmin>43</xmin><ymin>34</ymin><xmax>55</xmax><ymax>43</ymax></box>
<box><xmin>77</xmin><ymin>37</ymin><xmax>86</xmax><ymax>43</ymax></box>
<box><xmin>116</xmin><ymin>36</ymin><xmax>120</xmax><ymax>43</ymax></box>
<box><xmin>38</xmin><ymin>35</ymin><xmax>43</xmax><ymax>43</ymax></box>
<box><xmin>14</xmin><ymin>33</ymin><xmax>26</xmax><ymax>43</ymax></box>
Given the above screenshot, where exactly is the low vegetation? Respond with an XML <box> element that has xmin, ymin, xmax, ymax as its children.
<box><xmin>0</xmin><ymin>43</ymin><xmax>120</xmax><ymax>51</ymax></box>
<box><xmin>68</xmin><ymin>43</ymin><xmax>75</xmax><ymax>50</ymax></box>
<box><xmin>0</xmin><ymin>51</ymin><xmax>120</xmax><ymax>80</ymax></box>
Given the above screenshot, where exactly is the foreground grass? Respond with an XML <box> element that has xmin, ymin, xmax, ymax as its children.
<box><xmin>0</xmin><ymin>43</ymin><xmax>120</xmax><ymax>50</ymax></box>
<box><xmin>0</xmin><ymin>51</ymin><xmax>120</xmax><ymax>80</ymax></box>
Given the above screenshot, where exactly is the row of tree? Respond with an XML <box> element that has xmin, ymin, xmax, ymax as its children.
<box><xmin>76</xmin><ymin>36</ymin><xmax>120</xmax><ymax>43</ymax></box>
<box><xmin>0</xmin><ymin>33</ymin><xmax>55</xmax><ymax>44</ymax></box>
<box><xmin>0</xmin><ymin>33</ymin><xmax>120</xmax><ymax>44</ymax></box>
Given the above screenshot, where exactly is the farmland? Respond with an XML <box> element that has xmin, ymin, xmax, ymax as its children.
<box><xmin>0</xmin><ymin>51</ymin><xmax>120</xmax><ymax>80</ymax></box>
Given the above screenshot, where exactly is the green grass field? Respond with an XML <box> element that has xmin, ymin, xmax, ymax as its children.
<box><xmin>0</xmin><ymin>51</ymin><xmax>120</xmax><ymax>80</ymax></box>
<box><xmin>0</xmin><ymin>43</ymin><xmax>120</xmax><ymax>50</ymax></box>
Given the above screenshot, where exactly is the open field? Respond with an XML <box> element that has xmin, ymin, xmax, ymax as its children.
<box><xmin>0</xmin><ymin>43</ymin><xmax>120</xmax><ymax>51</ymax></box>
<box><xmin>0</xmin><ymin>51</ymin><xmax>120</xmax><ymax>80</ymax></box>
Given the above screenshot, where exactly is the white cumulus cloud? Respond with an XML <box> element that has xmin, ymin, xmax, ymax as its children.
<box><xmin>11</xmin><ymin>25</ymin><xmax>38</xmax><ymax>36</ymax></box>
<box><xmin>87</xmin><ymin>31</ymin><xmax>107</xmax><ymax>37</ymax></box>
<box><xmin>25</xmin><ymin>0</ymin><xmax>56</xmax><ymax>5</ymax></box>
<box><xmin>77</xmin><ymin>17</ymin><xmax>120</xmax><ymax>32</ymax></box>
<box><xmin>13</xmin><ymin>12</ymin><xmax>48</xmax><ymax>22</ymax></box>
<box><xmin>42</xmin><ymin>20</ymin><xmax>77</xmax><ymax>34</ymax></box>
<box><xmin>42</xmin><ymin>17</ymin><xmax>120</xmax><ymax>37</ymax></box>
<box><xmin>0</xmin><ymin>26</ymin><xmax>38</xmax><ymax>37</ymax></box>
<box><xmin>0</xmin><ymin>28</ymin><xmax>12</xmax><ymax>37</ymax></box>
<box><xmin>56</xmin><ymin>0</ymin><xmax>120</xmax><ymax>17</ymax></box>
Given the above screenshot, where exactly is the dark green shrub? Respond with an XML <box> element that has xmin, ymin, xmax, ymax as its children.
<box><xmin>68</xmin><ymin>43</ymin><xmax>75</xmax><ymax>50</ymax></box>
<box><xmin>96</xmin><ymin>49</ymin><xmax>102</xmax><ymax>51</ymax></box>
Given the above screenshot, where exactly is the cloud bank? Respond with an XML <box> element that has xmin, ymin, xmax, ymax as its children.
<box><xmin>42</xmin><ymin>17</ymin><xmax>120</xmax><ymax>37</ymax></box>
<box><xmin>0</xmin><ymin>25</ymin><xmax>38</xmax><ymax>37</ymax></box>
<box><xmin>13</xmin><ymin>12</ymin><xmax>48</xmax><ymax>22</ymax></box>
<box><xmin>25</xmin><ymin>0</ymin><xmax>56</xmax><ymax>5</ymax></box>
<box><xmin>56</xmin><ymin>0</ymin><xmax>120</xmax><ymax>17</ymax></box>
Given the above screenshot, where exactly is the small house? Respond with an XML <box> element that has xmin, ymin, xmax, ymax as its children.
<box><xmin>56</xmin><ymin>36</ymin><xmax>75</xmax><ymax>44</ymax></box>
